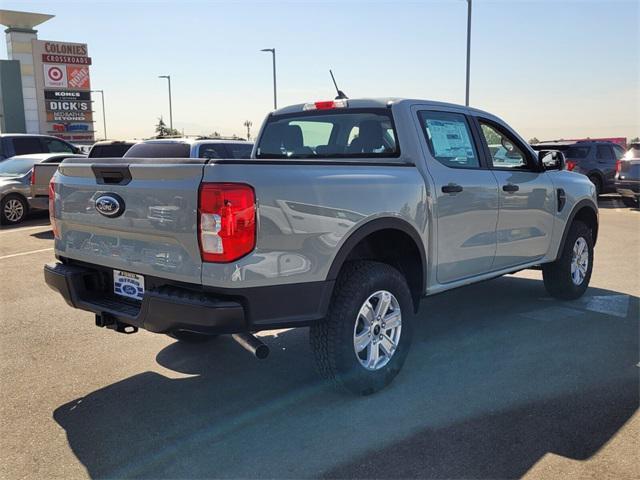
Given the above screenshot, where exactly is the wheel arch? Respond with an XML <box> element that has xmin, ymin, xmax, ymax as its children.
<box><xmin>557</xmin><ymin>199</ymin><xmax>598</xmax><ymax>259</ymax></box>
<box><xmin>327</xmin><ymin>217</ymin><xmax>426</xmax><ymax>312</ymax></box>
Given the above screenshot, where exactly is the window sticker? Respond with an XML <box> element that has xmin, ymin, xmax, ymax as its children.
<box><xmin>426</xmin><ymin>119</ymin><xmax>475</xmax><ymax>159</ymax></box>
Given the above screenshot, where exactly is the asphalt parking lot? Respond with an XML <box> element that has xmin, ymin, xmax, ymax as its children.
<box><xmin>0</xmin><ymin>197</ymin><xmax>638</xmax><ymax>480</ymax></box>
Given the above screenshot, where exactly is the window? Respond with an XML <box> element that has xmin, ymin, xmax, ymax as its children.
<box><xmin>42</xmin><ymin>138</ymin><xmax>74</xmax><ymax>153</ymax></box>
<box><xmin>227</xmin><ymin>144</ymin><xmax>253</xmax><ymax>159</ymax></box>
<box><xmin>612</xmin><ymin>144</ymin><xmax>625</xmax><ymax>159</ymax></box>
<box><xmin>565</xmin><ymin>146</ymin><xmax>590</xmax><ymax>159</ymax></box>
<box><xmin>12</xmin><ymin>137</ymin><xmax>44</xmax><ymax>156</ymax></box>
<box><xmin>479</xmin><ymin>122</ymin><xmax>528</xmax><ymax>169</ymax></box>
<box><xmin>88</xmin><ymin>143</ymin><xmax>133</xmax><ymax>158</ymax></box>
<box><xmin>596</xmin><ymin>145</ymin><xmax>615</xmax><ymax>162</ymax></box>
<box><xmin>418</xmin><ymin>111</ymin><xmax>479</xmax><ymax>168</ymax></box>
<box><xmin>199</xmin><ymin>144</ymin><xmax>228</xmax><ymax>159</ymax></box>
<box><xmin>257</xmin><ymin>109</ymin><xmax>399</xmax><ymax>159</ymax></box>
<box><xmin>124</xmin><ymin>142</ymin><xmax>191</xmax><ymax>158</ymax></box>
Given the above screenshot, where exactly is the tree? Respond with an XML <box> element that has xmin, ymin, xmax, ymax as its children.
<box><xmin>154</xmin><ymin>116</ymin><xmax>180</xmax><ymax>137</ymax></box>
<box><xmin>529</xmin><ymin>137</ymin><xmax>540</xmax><ymax>144</ymax></box>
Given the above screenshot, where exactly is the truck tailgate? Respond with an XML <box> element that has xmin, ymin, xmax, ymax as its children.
<box><xmin>53</xmin><ymin>158</ymin><xmax>205</xmax><ymax>285</ymax></box>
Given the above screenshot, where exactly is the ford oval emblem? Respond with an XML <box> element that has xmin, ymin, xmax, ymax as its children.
<box><xmin>95</xmin><ymin>194</ymin><xmax>125</xmax><ymax>218</ymax></box>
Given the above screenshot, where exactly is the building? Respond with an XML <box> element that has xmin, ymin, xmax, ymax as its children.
<box><xmin>0</xmin><ymin>9</ymin><xmax>95</xmax><ymax>143</ymax></box>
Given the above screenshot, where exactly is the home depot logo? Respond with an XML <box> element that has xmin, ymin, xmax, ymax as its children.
<box><xmin>67</xmin><ymin>66</ymin><xmax>90</xmax><ymax>89</ymax></box>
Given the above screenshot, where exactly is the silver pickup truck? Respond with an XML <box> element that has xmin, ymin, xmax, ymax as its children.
<box><xmin>44</xmin><ymin>98</ymin><xmax>598</xmax><ymax>394</ymax></box>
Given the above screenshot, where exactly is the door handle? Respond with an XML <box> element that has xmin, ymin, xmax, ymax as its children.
<box><xmin>502</xmin><ymin>184</ymin><xmax>520</xmax><ymax>193</ymax></box>
<box><xmin>442</xmin><ymin>184</ymin><xmax>463</xmax><ymax>194</ymax></box>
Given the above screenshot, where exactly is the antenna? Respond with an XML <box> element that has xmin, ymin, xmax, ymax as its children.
<box><xmin>329</xmin><ymin>69</ymin><xmax>348</xmax><ymax>100</ymax></box>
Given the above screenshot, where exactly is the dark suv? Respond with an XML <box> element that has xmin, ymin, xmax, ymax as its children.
<box><xmin>0</xmin><ymin>134</ymin><xmax>80</xmax><ymax>161</ymax></box>
<box><xmin>532</xmin><ymin>141</ymin><xmax>625</xmax><ymax>196</ymax></box>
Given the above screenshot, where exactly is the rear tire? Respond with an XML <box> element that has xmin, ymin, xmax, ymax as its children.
<box><xmin>621</xmin><ymin>197</ymin><xmax>638</xmax><ymax>208</ymax></box>
<box><xmin>310</xmin><ymin>261</ymin><xmax>414</xmax><ymax>395</ymax></box>
<box><xmin>1</xmin><ymin>194</ymin><xmax>28</xmax><ymax>225</ymax></box>
<box><xmin>588</xmin><ymin>175</ymin><xmax>602</xmax><ymax>197</ymax></box>
<box><xmin>542</xmin><ymin>220</ymin><xmax>593</xmax><ymax>300</ymax></box>
<box><xmin>167</xmin><ymin>331</ymin><xmax>218</xmax><ymax>343</ymax></box>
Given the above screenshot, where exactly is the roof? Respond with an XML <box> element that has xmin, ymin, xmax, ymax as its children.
<box><xmin>6</xmin><ymin>153</ymin><xmax>86</xmax><ymax>161</ymax></box>
<box><xmin>139</xmin><ymin>138</ymin><xmax>252</xmax><ymax>145</ymax></box>
<box><xmin>272</xmin><ymin>97</ymin><xmax>496</xmax><ymax>118</ymax></box>
<box><xmin>91</xmin><ymin>140</ymin><xmax>136</xmax><ymax>146</ymax></box>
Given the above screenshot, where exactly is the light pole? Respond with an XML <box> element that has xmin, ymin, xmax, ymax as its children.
<box><xmin>158</xmin><ymin>75</ymin><xmax>173</xmax><ymax>131</ymax></box>
<box><xmin>260</xmin><ymin>48</ymin><xmax>277</xmax><ymax>109</ymax></box>
<box><xmin>244</xmin><ymin>120</ymin><xmax>252</xmax><ymax>140</ymax></box>
<box><xmin>91</xmin><ymin>89</ymin><xmax>107</xmax><ymax>140</ymax></box>
<box><xmin>465</xmin><ymin>0</ymin><xmax>472</xmax><ymax>106</ymax></box>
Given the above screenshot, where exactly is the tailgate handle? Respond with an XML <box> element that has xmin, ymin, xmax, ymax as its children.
<box><xmin>92</xmin><ymin>165</ymin><xmax>132</xmax><ymax>185</ymax></box>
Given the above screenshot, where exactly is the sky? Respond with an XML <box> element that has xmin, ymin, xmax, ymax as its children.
<box><xmin>2</xmin><ymin>0</ymin><xmax>639</xmax><ymax>141</ymax></box>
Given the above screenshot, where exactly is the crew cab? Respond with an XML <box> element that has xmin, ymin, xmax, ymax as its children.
<box><xmin>44</xmin><ymin>98</ymin><xmax>598</xmax><ymax>394</ymax></box>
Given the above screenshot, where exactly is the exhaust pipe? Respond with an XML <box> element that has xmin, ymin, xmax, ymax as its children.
<box><xmin>232</xmin><ymin>333</ymin><xmax>269</xmax><ymax>359</ymax></box>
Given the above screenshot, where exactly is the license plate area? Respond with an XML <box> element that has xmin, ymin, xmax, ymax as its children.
<box><xmin>113</xmin><ymin>269</ymin><xmax>144</xmax><ymax>301</ymax></box>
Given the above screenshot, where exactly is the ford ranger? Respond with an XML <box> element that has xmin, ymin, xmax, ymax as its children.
<box><xmin>44</xmin><ymin>98</ymin><xmax>598</xmax><ymax>394</ymax></box>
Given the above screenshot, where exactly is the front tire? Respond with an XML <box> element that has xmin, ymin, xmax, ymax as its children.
<box><xmin>1</xmin><ymin>194</ymin><xmax>28</xmax><ymax>225</ymax></box>
<box><xmin>621</xmin><ymin>196</ymin><xmax>638</xmax><ymax>208</ymax></box>
<box><xmin>542</xmin><ymin>220</ymin><xmax>594</xmax><ymax>300</ymax></box>
<box><xmin>310</xmin><ymin>261</ymin><xmax>414</xmax><ymax>395</ymax></box>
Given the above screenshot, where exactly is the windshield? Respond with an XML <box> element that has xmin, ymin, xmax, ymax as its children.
<box><xmin>256</xmin><ymin>109</ymin><xmax>399</xmax><ymax>159</ymax></box>
<box><xmin>0</xmin><ymin>157</ymin><xmax>37</xmax><ymax>176</ymax></box>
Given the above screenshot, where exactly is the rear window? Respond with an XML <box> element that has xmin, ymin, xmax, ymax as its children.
<box><xmin>123</xmin><ymin>142</ymin><xmax>191</xmax><ymax>158</ymax></box>
<box><xmin>12</xmin><ymin>137</ymin><xmax>45</xmax><ymax>155</ymax></box>
<box><xmin>565</xmin><ymin>146</ymin><xmax>590</xmax><ymax>159</ymax></box>
<box><xmin>89</xmin><ymin>143</ymin><xmax>133</xmax><ymax>158</ymax></box>
<box><xmin>256</xmin><ymin>109</ymin><xmax>399</xmax><ymax>159</ymax></box>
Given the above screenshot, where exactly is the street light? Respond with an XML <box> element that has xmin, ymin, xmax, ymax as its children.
<box><xmin>260</xmin><ymin>48</ymin><xmax>277</xmax><ymax>110</ymax></box>
<box><xmin>158</xmin><ymin>75</ymin><xmax>173</xmax><ymax>131</ymax></box>
<box><xmin>465</xmin><ymin>0</ymin><xmax>472</xmax><ymax>106</ymax></box>
<box><xmin>90</xmin><ymin>89</ymin><xmax>107</xmax><ymax>140</ymax></box>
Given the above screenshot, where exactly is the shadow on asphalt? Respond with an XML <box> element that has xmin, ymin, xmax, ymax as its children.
<box><xmin>0</xmin><ymin>211</ymin><xmax>49</xmax><ymax>230</ymax></box>
<box><xmin>53</xmin><ymin>277</ymin><xmax>639</xmax><ymax>479</ymax></box>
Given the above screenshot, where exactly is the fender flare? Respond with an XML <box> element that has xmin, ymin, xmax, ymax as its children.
<box><xmin>326</xmin><ymin>217</ymin><xmax>427</xmax><ymax>293</ymax></box>
<box><xmin>556</xmin><ymin>199</ymin><xmax>598</xmax><ymax>259</ymax></box>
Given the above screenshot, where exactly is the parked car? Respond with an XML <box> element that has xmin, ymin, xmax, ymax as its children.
<box><xmin>44</xmin><ymin>98</ymin><xmax>598</xmax><ymax>395</ymax></box>
<box><xmin>123</xmin><ymin>137</ymin><xmax>253</xmax><ymax>159</ymax></box>
<box><xmin>615</xmin><ymin>143</ymin><xmax>640</xmax><ymax>207</ymax></box>
<box><xmin>88</xmin><ymin>140</ymin><xmax>135</xmax><ymax>158</ymax></box>
<box><xmin>531</xmin><ymin>140</ymin><xmax>625</xmax><ymax>196</ymax></box>
<box><xmin>0</xmin><ymin>134</ymin><xmax>80</xmax><ymax>161</ymax></box>
<box><xmin>0</xmin><ymin>153</ymin><xmax>85</xmax><ymax>224</ymax></box>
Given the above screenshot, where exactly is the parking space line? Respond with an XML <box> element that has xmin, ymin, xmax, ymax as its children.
<box><xmin>0</xmin><ymin>225</ymin><xmax>51</xmax><ymax>235</ymax></box>
<box><xmin>0</xmin><ymin>248</ymin><xmax>54</xmax><ymax>260</ymax></box>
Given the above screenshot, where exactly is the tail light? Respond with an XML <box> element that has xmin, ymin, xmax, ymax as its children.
<box><xmin>30</xmin><ymin>168</ymin><xmax>35</xmax><ymax>186</ymax></box>
<box><xmin>48</xmin><ymin>178</ymin><xmax>59</xmax><ymax>239</ymax></box>
<box><xmin>198</xmin><ymin>183</ymin><xmax>256</xmax><ymax>262</ymax></box>
<box><xmin>303</xmin><ymin>99</ymin><xmax>348</xmax><ymax>111</ymax></box>
<box><xmin>566</xmin><ymin>160</ymin><xmax>576</xmax><ymax>171</ymax></box>
<box><xmin>615</xmin><ymin>160</ymin><xmax>622</xmax><ymax>174</ymax></box>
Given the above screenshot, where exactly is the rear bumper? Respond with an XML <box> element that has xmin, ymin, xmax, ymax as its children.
<box><xmin>28</xmin><ymin>196</ymin><xmax>49</xmax><ymax>211</ymax></box>
<box><xmin>615</xmin><ymin>181</ymin><xmax>640</xmax><ymax>198</ymax></box>
<box><xmin>44</xmin><ymin>260</ymin><xmax>333</xmax><ymax>334</ymax></box>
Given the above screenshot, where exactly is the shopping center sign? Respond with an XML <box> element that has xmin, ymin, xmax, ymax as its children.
<box><xmin>32</xmin><ymin>39</ymin><xmax>94</xmax><ymax>142</ymax></box>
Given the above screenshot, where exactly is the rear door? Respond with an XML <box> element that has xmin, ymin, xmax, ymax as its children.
<box><xmin>415</xmin><ymin>108</ymin><xmax>499</xmax><ymax>283</ymax></box>
<box><xmin>12</xmin><ymin>137</ymin><xmax>45</xmax><ymax>156</ymax></box>
<box><xmin>474</xmin><ymin>117</ymin><xmax>555</xmax><ymax>269</ymax></box>
<box><xmin>53</xmin><ymin>158</ymin><xmax>206</xmax><ymax>285</ymax></box>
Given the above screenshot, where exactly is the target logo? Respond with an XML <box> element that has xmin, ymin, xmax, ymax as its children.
<box><xmin>44</xmin><ymin>63</ymin><xmax>68</xmax><ymax>87</ymax></box>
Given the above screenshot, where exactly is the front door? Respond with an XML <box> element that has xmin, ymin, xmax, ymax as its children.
<box><xmin>475</xmin><ymin>118</ymin><xmax>555</xmax><ymax>269</ymax></box>
<box><xmin>416</xmin><ymin>109</ymin><xmax>500</xmax><ymax>284</ymax></box>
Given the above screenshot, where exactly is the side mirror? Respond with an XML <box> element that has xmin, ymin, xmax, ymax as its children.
<box><xmin>539</xmin><ymin>149</ymin><xmax>566</xmax><ymax>171</ymax></box>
